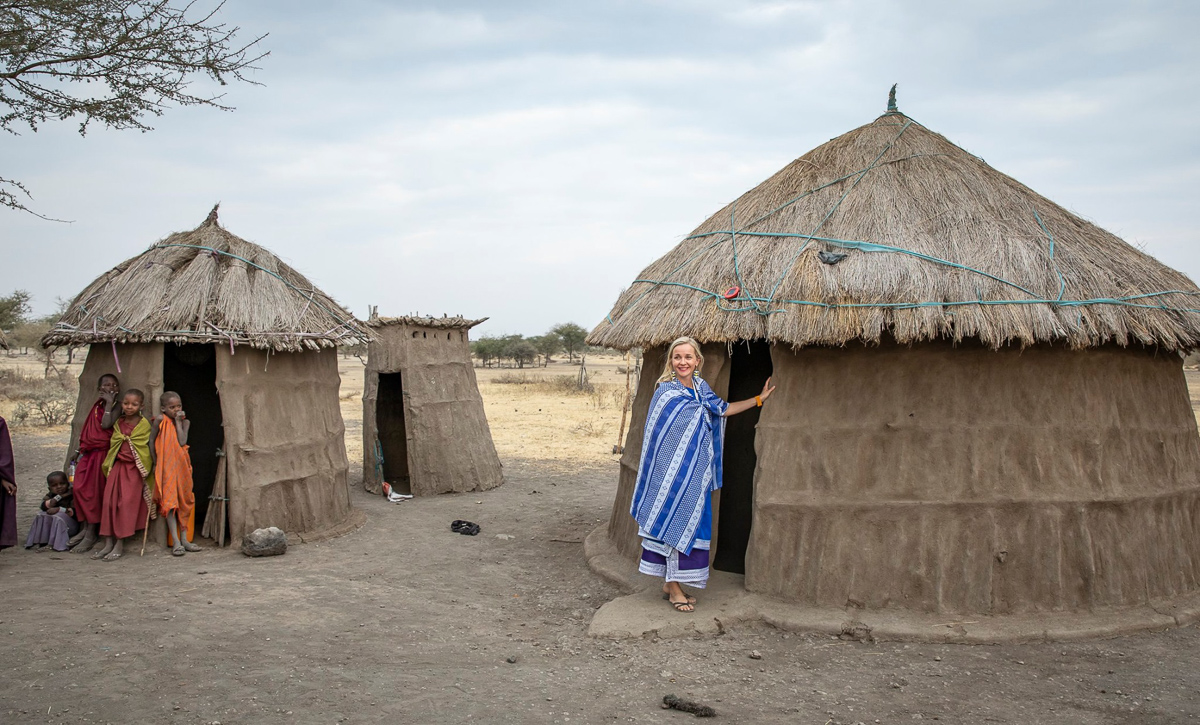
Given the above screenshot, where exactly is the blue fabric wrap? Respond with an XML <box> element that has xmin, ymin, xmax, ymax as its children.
<box><xmin>630</xmin><ymin>377</ymin><xmax>728</xmax><ymax>555</ymax></box>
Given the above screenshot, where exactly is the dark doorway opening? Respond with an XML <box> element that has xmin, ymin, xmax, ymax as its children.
<box><xmin>713</xmin><ymin>339</ymin><xmax>773</xmax><ymax>574</ymax></box>
<box><xmin>377</xmin><ymin>372</ymin><xmax>412</xmax><ymax>495</ymax></box>
<box><xmin>162</xmin><ymin>343</ymin><xmax>224</xmax><ymax>532</ymax></box>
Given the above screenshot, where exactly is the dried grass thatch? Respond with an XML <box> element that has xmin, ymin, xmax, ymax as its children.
<box><xmin>589</xmin><ymin>103</ymin><xmax>1200</xmax><ymax>352</ymax></box>
<box><xmin>365</xmin><ymin>314</ymin><xmax>488</xmax><ymax>330</ymax></box>
<box><xmin>0</xmin><ymin>328</ymin><xmax>8</xmax><ymax>350</ymax></box>
<box><xmin>42</xmin><ymin>206</ymin><xmax>368</xmax><ymax>352</ymax></box>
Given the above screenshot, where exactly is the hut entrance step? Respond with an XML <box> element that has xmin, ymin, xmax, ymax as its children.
<box><xmin>376</xmin><ymin>372</ymin><xmax>412</xmax><ymax>495</ymax></box>
<box><xmin>714</xmin><ymin>339</ymin><xmax>773</xmax><ymax>575</ymax></box>
<box><xmin>163</xmin><ymin>343</ymin><xmax>225</xmax><ymax>531</ymax></box>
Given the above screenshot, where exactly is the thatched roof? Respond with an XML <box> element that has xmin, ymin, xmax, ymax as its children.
<box><xmin>42</xmin><ymin>206</ymin><xmax>368</xmax><ymax>352</ymax></box>
<box><xmin>589</xmin><ymin>97</ymin><xmax>1200</xmax><ymax>352</ymax></box>
<box><xmin>366</xmin><ymin>314</ymin><xmax>488</xmax><ymax>330</ymax></box>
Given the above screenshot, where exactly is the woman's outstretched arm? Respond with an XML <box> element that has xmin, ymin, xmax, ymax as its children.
<box><xmin>721</xmin><ymin>377</ymin><xmax>776</xmax><ymax>417</ymax></box>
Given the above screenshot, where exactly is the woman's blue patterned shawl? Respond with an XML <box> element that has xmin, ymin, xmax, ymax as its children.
<box><xmin>630</xmin><ymin>377</ymin><xmax>728</xmax><ymax>554</ymax></box>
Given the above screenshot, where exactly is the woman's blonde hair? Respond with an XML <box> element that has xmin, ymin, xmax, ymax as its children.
<box><xmin>657</xmin><ymin>336</ymin><xmax>704</xmax><ymax>383</ymax></box>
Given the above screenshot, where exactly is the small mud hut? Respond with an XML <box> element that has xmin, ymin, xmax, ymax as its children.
<box><xmin>588</xmin><ymin>93</ymin><xmax>1200</xmax><ymax>623</ymax></box>
<box><xmin>362</xmin><ymin>313</ymin><xmax>503</xmax><ymax>496</ymax></box>
<box><xmin>42</xmin><ymin>206</ymin><xmax>369</xmax><ymax>543</ymax></box>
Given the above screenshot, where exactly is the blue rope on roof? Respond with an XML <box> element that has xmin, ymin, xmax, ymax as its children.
<box><xmin>602</xmin><ymin>120</ymin><xmax>1200</xmax><ymax>330</ymax></box>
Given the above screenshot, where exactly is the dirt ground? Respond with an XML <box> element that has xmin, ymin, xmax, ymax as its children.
<box><xmin>1</xmin><ymin>351</ymin><xmax>1199</xmax><ymax>724</ymax></box>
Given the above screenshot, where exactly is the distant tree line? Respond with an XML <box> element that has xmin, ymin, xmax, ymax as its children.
<box><xmin>471</xmin><ymin>322</ymin><xmax>594</xmax><ymax>368</ymax></box>
<box><xmin>0</xmin><ymin>289</ymin><xmax>80</xmax><ymax>368</ymax></box>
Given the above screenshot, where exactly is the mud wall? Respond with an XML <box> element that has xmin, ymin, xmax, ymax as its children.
<box><xmin>363</xmin><ymin>324</ymin><xmax>502</xmax><ymax>496</ymax></box>
<box><xmin>747</xmin><ymin>342</ymin><xmax>1200</xmax><ymax>614</ymax></box>
<box><xmin>65</xmin><ymin>344</ymin><xmax>164</xmax><ymax>469</ymax></box>
<box><xmin>217</xmin><ymin>347</ymin><xmax>353</xmax><ymax>541</ymax></box>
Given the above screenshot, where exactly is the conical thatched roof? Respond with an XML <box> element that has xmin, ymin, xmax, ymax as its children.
<box><xmin>42</xmin><ymin>207</ymin><xmax>368</xmax><ymax>352</ymax></box>
<box><xmin>589</xmin><ymin>98</ymin><xmax>1200</xmax><ymax>352</ymax></box>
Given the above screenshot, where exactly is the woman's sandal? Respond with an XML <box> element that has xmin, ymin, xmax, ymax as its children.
<box><xmin>172</xmin><ymin>543</ymin><xmax>186</xmax><ymax>557</ymax></box>
<box><xmin>662</xmin><ymin>591</ymin><xmax>697</xmax><ymax>604</ymax></box>
<box><xmin>670</xmin><ymin>599</ymin><xmax>694</xmax><ymax>612</ymax></box>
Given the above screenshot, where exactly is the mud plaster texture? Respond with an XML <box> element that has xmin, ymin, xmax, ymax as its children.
<box><xmin>361</xmin><ymin>320</ymin><xmax>502</xmax><ymax>496</ymax></box>
<box><xmin>3</xmin><ymin>429</ymin><xmax>1200</xmax><ymax>724</ymax></box>
<box><xmin>66</xmin><ymin>343</ymin><xmax>355</xmax><ymax>543</ymax></box>
<box><xmin>603</xmin><ymin>341</ymin><xmax>1200</xmax><ymax>633</ymax></box>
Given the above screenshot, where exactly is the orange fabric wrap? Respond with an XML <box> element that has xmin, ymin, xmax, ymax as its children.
<box><xmin>154</xmin><ymin>417</ymin><xmax>195</xmax><ymax>522</ymax></box>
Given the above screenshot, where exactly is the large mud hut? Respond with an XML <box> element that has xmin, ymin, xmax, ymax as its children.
<box><xmin>588</xmin><ymin>95</ymin><xmax>1200</xmax><ymax>625</ymax></box>
<box><xmin>362</xmin><ymin>313</ymin><xmax>503</xmax><ymax>496</ymax></box>
<box><xmin>42</xmin><ymin>207</ymin><xmax>369</xmax><ymax>543</ymax></box>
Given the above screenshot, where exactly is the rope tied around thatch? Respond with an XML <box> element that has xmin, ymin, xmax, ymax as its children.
<box><xmin>600</xmin><ymin>109</ymin><xmax>1200</xmax><ymax>348</ymax></box>
<box><xmin>41</xmin><ymin>213</ymin><xmax>369</xmax><ymax>352</ymax></box>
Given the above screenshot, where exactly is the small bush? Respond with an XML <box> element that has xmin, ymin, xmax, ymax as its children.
<box><xmin>491</xmin><ymin>373</ymin><xmax>596</xmax><ymax>395</ymax></box>
<box><xmin>13</xmin><ymin>389</ymin><xmax>75</xmax><ymax>426</ymax></box>
<box><xmin>0</xmin><ymin>367</ymin><xmax>43</xmax><ymax>399</ymax></box>
<box><xmin>571</xmin><ymin>418</ymin><xmax>604</xmax><ymax>437</ymax></box>
<box><xmin>1</xmin><ymin>367</ymin><xmax>78</xmax><ymax>426</ymax></box>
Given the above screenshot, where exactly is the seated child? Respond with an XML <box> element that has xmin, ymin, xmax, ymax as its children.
<box><xmin>25</xmin><ymin>471</ymin><xmax>78</xmax><ymax>552</ymax></box>
<box><xmin>93</xmin><ymin>389</ymin><xmax>155</xmax><ymax>562</ymax></box>
<box><xmin>151</xmin><ymin>391</ymin><xmax>201</xmax><ymax>556</ymax></box>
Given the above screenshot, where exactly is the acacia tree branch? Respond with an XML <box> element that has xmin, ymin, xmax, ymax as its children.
<box><xmin>0</xmin><ymin>0</ymin><xmax>267</xmax><ymax>215</ymax></box>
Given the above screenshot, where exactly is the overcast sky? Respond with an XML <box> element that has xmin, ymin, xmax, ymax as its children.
<box><xmin>4</xmin><ymin>1</ymin><xmax>1199</xmax><ymax>338</ymax></box>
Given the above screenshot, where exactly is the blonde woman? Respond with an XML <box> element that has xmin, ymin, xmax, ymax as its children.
<box><xmin>630</xmin><ymin>337</ymin><xmax>775</xmax><ymax>612</ymax></box>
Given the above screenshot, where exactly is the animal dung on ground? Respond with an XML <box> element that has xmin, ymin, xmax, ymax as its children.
<box><xmin>662</xmin><ymin>694</ymin><xmax>716</xmax><ymax>717</ymax></box>
<box><xmin>241</xmin><ymin>526</ymin><xmax>288</xmax><ymax>557</ymax></box>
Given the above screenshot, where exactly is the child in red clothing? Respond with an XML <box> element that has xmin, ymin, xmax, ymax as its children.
<box><xmin>92</xmin><ymin>389</ymin><xmax>155</xmax><ymax>562</ymax></box>
<box><xmin>68</xmin><ymin>373</ymin><xmax>119</xmax><ymax>553</ymax></box>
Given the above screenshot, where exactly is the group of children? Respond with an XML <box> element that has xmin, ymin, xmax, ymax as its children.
<box><xmin>22</xmin><ymin>374</ymin><xmax>203</xmax><ymax>561</ymax></box>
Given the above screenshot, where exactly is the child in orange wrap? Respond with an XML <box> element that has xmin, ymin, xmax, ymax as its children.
<box><xmin>151</xmin><ymin>391</ymin><xmax>201</xmax><ymax>556</ymax></box>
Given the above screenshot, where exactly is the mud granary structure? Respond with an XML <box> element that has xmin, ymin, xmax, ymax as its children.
<box><xmin>362</xmin><ymin>313</ymin><xmax>502</xmax><ymax>497</ymax></box>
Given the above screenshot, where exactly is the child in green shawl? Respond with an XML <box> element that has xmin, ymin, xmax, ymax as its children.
<box><xmin>92</xmin><ymin>389</ymin><xmax>156</xmax><ymax>562</ymax></box>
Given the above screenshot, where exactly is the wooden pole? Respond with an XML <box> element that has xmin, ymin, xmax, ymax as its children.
<box><xmin>201</xmin><ymin>449</ymin><xmax>226</xmax><ymax>540</ymax></box>
<box><xmin>139</xmin><ymin>506</ymin><xmax>151</xmax><ymax>556</ymax></box>
<box><xmin>613</xmin><ymin>350</ymin><xmax>633</xmax><ymax>454</ymax></box>
<box><xmin>214</xmin><ymin>456</ymin><xmax>228</xmax><ymax>547</ymax></box>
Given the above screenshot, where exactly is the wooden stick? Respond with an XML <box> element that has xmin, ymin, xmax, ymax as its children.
<box><xmin>613</xmin><ymin>351</ymin><xmax>633</xmax><ymax>454</ymax></box>
<box><xmin>139</xmin><ymin>506</ymin><xmax>151</xmax><ymax>556</ymax></box>
<box><xmin>201</xmin><ymin>449</ymin><xmax>226</xmax><ymax>539</ymax></box>
<box><xmin>215</xmin><ymin>456</ymin><xmax>227</xmax><ymax>547</ymax></box>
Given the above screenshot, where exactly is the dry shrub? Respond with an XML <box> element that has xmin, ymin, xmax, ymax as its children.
<box><xmin>492</xmin><ymin>371</ymin><xmax>536</xmax><ymax>385</ymax></box>
<box><xmin>571</xmin><ymin>418</ymin><xmax>604</xmax><ymax>437</ymax></box>
<box><xmin>1</xmin><ymin>367</ymin><xmax>77</xmax><ymax>426</ymax></box>
<box><xmin>492</xmin><ymin>374</ymin><xmax>595</xmax><ymax>395</ymax></box>
<box><xmin>589</xmin><ymin>385</ymin><xmax>624</xmax><ymax>410</ymax></box>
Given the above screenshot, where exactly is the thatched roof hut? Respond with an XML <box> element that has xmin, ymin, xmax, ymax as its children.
<box><xmin>591</xmin><ymin>106</ymin><xmax>1200</xmax><ymax>351</ymax></box>
<box><xmin>43</xmin><ymin>206</ymin><xmax>365</xmax><ymax>351</ymax></box>
<box><xmin>362</xmin><ymin>313</ymin><xmax>503</xmax><ymax>497</ymax></box>
<box><xmin>43</xmin><ymin>207</ymin><xmax>368</xmax><ymax>544</ymax></box>
<box><xmin>587</xmin><ymin>95</ymin><xmax>1200</xmax><ymax>635</ymax></box>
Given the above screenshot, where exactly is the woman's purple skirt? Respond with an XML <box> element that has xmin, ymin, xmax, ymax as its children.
<box><xmin>25</xmin><ymin>511</ymin><xmax>79</xmax><ymax>551</ymax></box>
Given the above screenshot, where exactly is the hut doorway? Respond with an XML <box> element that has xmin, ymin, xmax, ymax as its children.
<box><xmin>162</xmin><ymin>343</ymin><xmax>224</xmax><ymax>528</ymax></box>
<box><xmin>713</xmin><ymin>339</ymin><xmax>773</xmax><ymax>574</ymax></box>
<box><xmin>376</xmin><ymin>372</ymin><xmax>412</xmax><ymax>495</ymax></box>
